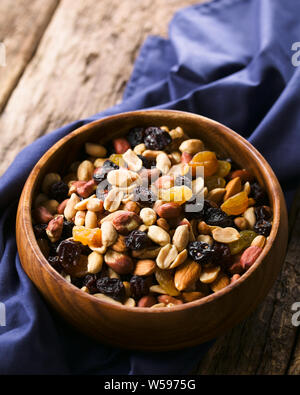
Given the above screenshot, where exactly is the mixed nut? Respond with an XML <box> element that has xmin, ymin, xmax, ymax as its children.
<box><xmin>32</xmin><ymin>125</ymin><xmax>273</xmax><ymax>308</ymax></box>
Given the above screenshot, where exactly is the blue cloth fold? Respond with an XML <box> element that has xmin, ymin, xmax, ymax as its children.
<box><xmin>0</xmin><ymin>0</ymin><xmax>299</xmax><ymax>374</ymax></box>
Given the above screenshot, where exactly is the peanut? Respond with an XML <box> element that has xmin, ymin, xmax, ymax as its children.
<box><xmin>46</xmin><ymin>215</ymin><xmax>64</xmax><ymax>243</ymax></box>
<box><xmin>179</xmin><ymin>139</ymin><xmax>204</xmax><ymax>155</ymax></box>
<box><xmin>158</xmin><ymin>294</ymin><xmax>183</xmax><ymax>305</ymax></box>
<box><xmin>138</xmin><ymin>295</ymin><xmax>157</xmax><ymax>307</ymax></box>
<box><xmin>155</xmin><ymin>202</ymin><xmax>182</xmax><ymax>219</ymax></box>
<box><xmin>122</xmin><ymin>200</ymin><xmax>140</xmax><ymax>214</ymax></box>
<box><xmin>42</xmin><ymin>199</ymin><xmax>59</xmax><ymax>215</ymax></box>
<box><xmin>156</xmin><ymin>152</ymin><xmax>171</xmax><ymax>174</ymax></box>
<box><xmin>85</xmin><ymin>210</ymin><xmax>98</xmax><ymax>229</ymax></box>
<box><xmin>133</xmin><ymin>143</ymin><xmax>146</xmax><ymax>156</ymax></box>
<box><xmin>156</xmin><ymin>243</ymin><xmax>178</xmax><ymax>269</ymax></box>
<box><xmin>85</xmin><ymin>143</ymin><xmax>107</xmax><ymax>158</ymax></box>
<box><xmin>101</xmin><ymin>221</ymin><xmax>118</xmax><ymax>247</ymax></box>
<box><xmin>104</xmin><ymin>250</ymin><xmax>134</xmax><ymax>274</ymax></box>
<box><xmin>139</xmin><ymin>208</ymin><xmax>157</xmax><ymax>226</ymax></box>
<box><xmin>157</xmin><ymin>218</ymin><xmax>170</xmax><ymax>232</ymax></box>
<box><xmin>104</xmin><ymin>188</ymin><xmax>124</xmax><ymax>212</ymax></box>
<box><xmin>86</xmin><ymin>198</ymin><xmax>103</xmax><ymax>212</ymax></box>
<box><xmin>113</xmin><ymin>138</ymin><xmax>131</xmax><ymax>154</ymax></box>
<box><xmin>212</xmin><ymin>227</ymin><xmax>240</xmax><ymax>243</ymax></box>
<box><xmin>240</xmin><ymin>246</ymin><xmax>263</xmax><ymax>270</ymax></box>
<box><xmin>74</xmin><ymin>210</ymin><xmax>86</xmax><ymax>226</ymax></box>
<box><xmin>172</xmin><ymin>224</ymin><xmax>189</xmax><ymax>251</ymax></box>
<box><xmin>251</xmin><ymin>235</ymin><xmax>266</xmax><ymax>248</ymax></box>
<box><xmin>123</xmin><ymin>149</ymin><xmax>143</xmax><ymax>172</ymax></box>
<box><xmin>148</xmin><ymin>225</ymin><xmax>170</xmax><ymax>246</ymax></box>
<box><xmin>77</xmin><ymin>160</ymin><xmax>94</xmax><ymax>181</ymax></box>
<box><xmin>87</xmin><ymin>251</ymin><xmax>103</xmax><ymax>274</ymax></box>
<box><xmin>64</xmin><ymin>193</ymin><xmax>80</xmax><ymax>221</ymax></box>
<box><xmin>243</xmin><ymin>207</ymin><xmax>256</xmax><ymax>229</ymax></box>
<box><xmin>33</xmin><ymin>206</ymin><xmax>53</xmax><ymax>224</ymax></box>
<box><xmin>199</xmin><ymin>265</ymin><xmax>221</xmax><ymax>284</ymax></box>
<box><xmin>234</xmin><ymin>216</ymin><xmax>248</xmax><ymax>230</ymax></box>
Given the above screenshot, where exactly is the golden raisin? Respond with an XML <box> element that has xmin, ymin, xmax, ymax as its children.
<box><xmin>221</xmin><ymin>191</ymin><xmax>248</xmax><ymax>216</ymax></box>
<box><xmin>159</xmin><ymin>186</ymin><xmax>193</xmax><ymax>205</ymax></box>
<box><xmin>189</xmin><ymin>151</ymin><xmax>219</xmax><ymax>177</ymax></box>
<box><xmin>205</xmin><ymin>176</ymin><xmax>226</xmax><ymax>191</ymax></box>
<box><xmin>73</xmin><ymin>226</ymin><xmax>102</xmax><ymax>248</ymax></box>
<box><xmin>215</xmin><ymin>160</ymin><xmax>231</xmax><ymax>177</ymax></box>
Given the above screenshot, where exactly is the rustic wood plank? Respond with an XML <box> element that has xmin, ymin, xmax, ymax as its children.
<box><xmin>0</xmin><ymin>0</ymin><xmax>60</xmax><ymax>113</ymax></box>
<box><xmin>0</xmin><ymin>0</ymin><xmax>204</xmax><ymax>176</ymax></box>
<box><xmin>197</xmin><ymin>206</ymin><xmax>300</xmax><ymax>375</ymax></box>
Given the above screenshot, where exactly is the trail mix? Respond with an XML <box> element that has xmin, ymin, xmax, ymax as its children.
<box><xmin>32</xmin><ymin>125</ymin><xmax>273</xmax><ymax>308</ymax></box>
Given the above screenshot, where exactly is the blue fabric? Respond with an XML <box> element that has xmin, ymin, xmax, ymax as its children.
<box><xmin>0</xmin><ymin>0</ymin><xmax>299</xmax><ymax>374</ymax></box>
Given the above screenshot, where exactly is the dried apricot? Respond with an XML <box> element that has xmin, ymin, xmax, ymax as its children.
<box><xmin>189</xmin><ymin>151</ymin><xmax>219</xmax><ymax>177</ymax></box>
<box><xmin>221</xmin><ymin>191</ymin><xmax>248</xmax><ymax>216</ymax></box>
<box><xmin>73</xmin><ymin>226</ymin><xmax>102</xmax><ymax>248</ymax></box>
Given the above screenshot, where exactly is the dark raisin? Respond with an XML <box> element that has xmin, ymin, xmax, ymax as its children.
<box><xmin>253</xmin><ymin>219</ymin><xmax>272</xmax><ymax>236</ymax></box>
<box><xmin>144</xmin><ymin>127</ymin><xmax>172</xmax><ymax>150</ymax></box>
<box><xmin>125</xmin><ymin>230</ymin><xmax>151</xmax><ymax>250</ymax></box>
<box><xmin>188</xmin><ymin>241</ymin><xmax>215</xmax><ymax>263</ymax></box>
<box><xmin>96</xmin><ymin>277</ymin><xmax>125</xmax><ymax>302</ymax></box>
<box><xmin>33</xmin><ymin>223</ymin><xmax>48</xmax><ymax>239</ymax></box>
<box><xmin>184</xmin><ymin>199</ymin><xmax>212</xmax><ymax>220</ymax></box>
<box><xmin>82</xmin><ymin>273</ymin><xmax>100</xmax><ymax>294</ymax></box>
<box><xmin>61</xmin><ymin>220</ymin><xmax>74</xmax><ymax>239</ymax></box>
<box><xmin>47</xmin><ymin>255</ymin><xmax>62</xmax><ymax>272</ymax></box>
<box><xmin>127</xmin><ymin>127</ymin><xmax>145</xmax><ymax>147</ymax></box>
<box><xmin>250</xmin><ymin>182</ymin><xmax>267</xmax><ymax>205</ymax></box>
<box><xmin>48</xmin><ymin>181</ymin><xmax>69</xmax><ymax>202</ymax></box>
<box><xmin>255</xmin><ymin>206</ymin><xmax>272</xmax><ymax>221</ymax></box>
<box><xmin>130</xmin><ymin>275</ymin><xmax>149</xmax><ymax>299</ymax></box>
<box><xmin>205</xmin><ymin>207</ymin><xmax>234</xmax><ymax>228</ymax></box>
<box><xmin>212</xmin><ymin>243</ymin><xmax>232</xmax><ymax>269</ymax></box>
<box><xmin>174</xmin><ymin>175</ymin><xmax>192</xmax><ymax>189</ymax></box>
<box><xmin>93</xmin><ymin>160</ymin><xmax>119</xmax><ymax>185</ymax></box>
<box><xmin>71</xmin><ymin>277</ymin><xmax>84</xmax><ymax>288</ymax></box>
<box><xmin>137</xmin><ymin>155</ymin><xmax>156</xmax><ymax>169</ymax></box>
<box><xmin>133</xmin><ymin>185</ymin><xmax>157</xmax><ymax>207</ymax></box>
<box><xmin>56</xmin><ymin>239</ymin><xmax>82</xmax><ymax>269</ymax></box>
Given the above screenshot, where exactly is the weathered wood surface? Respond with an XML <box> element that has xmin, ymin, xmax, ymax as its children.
<box><xmin>0</xmin><ymin>0</ymin><xmax>59</xmax><ymax>113</ymax></box>
<box><xmin>1</xmin><ymin>0</ymin><xmax>299</xmax><ymax>374</ymax></box>
<box><xmin>0</xmin><ymin>0</ymin><xmax>201</xmax><ymax>176</ymax></box>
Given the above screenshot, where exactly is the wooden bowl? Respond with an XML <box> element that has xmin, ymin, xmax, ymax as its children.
<box><xmin>16</xmin><ymin>110</ymin><xmax>288</xmax><ymax>351</ymax></box>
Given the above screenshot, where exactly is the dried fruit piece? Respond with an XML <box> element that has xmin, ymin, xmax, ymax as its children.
<box><xmin>253</xmin><ymin>219</ymin><xmax>272</xmax><ymax>236</ymax></box>
<box><xmin>159</xmin><ymin>185</ymin><xmax>193</xmax><ymax>205</ymax></box>
<box><xmin>144</xmin><ymin>127</ymin><xmax>172</xmax><ymax>150</ymax></box>
<box><xmin>96</xmin><ymin>277</ymin><xmax>125</xmax><ymax>302</ymax></box>
<box><xmin>109</xmin><ymin>154</ymin><xmax>126</xmax><ymax>168</ymax></box>
<box><xmin>221</xmin><ymin>191</ymin><xmax>248</xmax><ymax>216</ymax></box>
<box><xmin>127</xmin><ymin>127</ymin><xmax>145</xmax><ymax>147</ymax></box>
<box><xmin>125</xmin><ymin>230</ymin><xmax>151</xmax><ymax>250</ymax></box>
<box><xmin>130</xmin><ymin>275</ymin><xmax>149</xmax><ymax>299</ymax></box>
<box><xmin>189</xmin><ymin>151</ymin><xmax>219</xmax><ymax>177</ymax></box>
<box><xmin>73</xmin><ymin>226</ymin><xmax>102</xmax><ymax>248</ymax></box>
<box><xmin>188</xmin><ymin>241</ymin><xmax>215</xmax><ymax>263</ymax></box>
<box><xmin>205</xmin><ymin>176</ymin><xmax>226</xmax><ymax>191</ymax></box>
<box><xmin>215</xmin><ymin>160</ymin><xmax>231</xmax><ymax>177</ymax></box>
<box><xmin>228</xmin><ymin>230</ymin><xmax>257</xmax><ymax>255</ymax></box>
<box><xmin>155</xmin><ymin>268</ymin><xmax>180</xmax><ymax>296</ymax></box>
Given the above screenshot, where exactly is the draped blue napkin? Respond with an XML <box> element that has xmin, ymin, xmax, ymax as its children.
<box><xmin>1</xmin><ymin>0</ymin><xmax>299</xmax><ymax>374</ymax></box>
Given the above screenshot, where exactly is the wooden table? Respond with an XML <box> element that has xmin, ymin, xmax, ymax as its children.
<box><xmin>1</xmin><ymin>0</ymin><xmax>299</xmax><ymax>375</ymax></box>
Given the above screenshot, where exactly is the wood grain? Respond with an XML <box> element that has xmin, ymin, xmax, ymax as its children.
<box><xmin>0</xmin><ymin>0</ymin><xmax>202</xmax><ymax>176</ymax></box>
<box><xmin>0</xmin><ymin>0</ymin><xmax>59</xmax><ymax>113</ymax></box>
<box><xmin>16</xmin><ymin>110</ymin><xmax>288</xmax><ymax>351</ymax></box>
<box><xmin>197</xmin><ymin>204</ymin><xmax>300</xmax><ymax>375</ymax></box>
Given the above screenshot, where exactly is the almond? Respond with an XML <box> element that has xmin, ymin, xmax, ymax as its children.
<box><xmin>224</xmin><ymin>177</ymin><xmax>242</xmax><ymax>201</ymax></box>
<box><xmin>134</xmin><ymin>259</ymin><xmax>156</xmax><ymax>276</ymax></box>
<box><xmin>174</xmin><ymin>260</ymin><xmax>201</xmax><ymax>291</ymax></box>
<box><xmin>210</xmin><ymin>272</ymin><xmax>230</xmax><ymax>292</ymax></box>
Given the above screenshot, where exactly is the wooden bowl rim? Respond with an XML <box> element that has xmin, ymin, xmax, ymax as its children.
<box><xmin>19</xmin><ymin>109</ymin><xmax>282</xmax><ymax>314</ymax></box>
